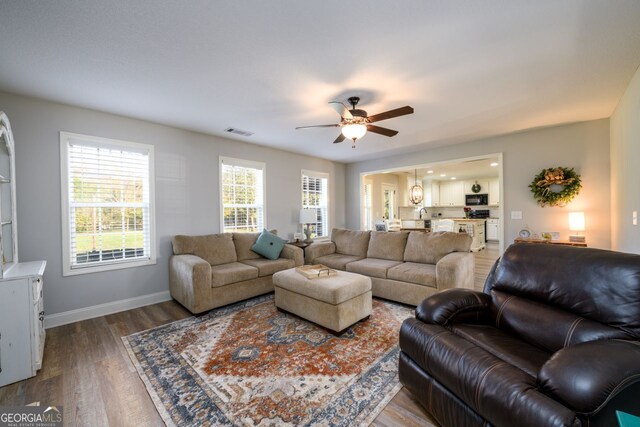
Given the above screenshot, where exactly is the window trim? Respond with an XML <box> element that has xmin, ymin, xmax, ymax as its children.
<box><xmin>301</xmin><ymin>169</ymin><xmax>330</xmax><ymax>240</ymax></box>
<box><xmin>219</xmin><ymin>156</ymin><xmax>267</xmax><ymax>233</ymax></box>
<box><xmin>60</xmin><ymin>131</ymin><xmax>156</xmax><ymax>276</ymax></box>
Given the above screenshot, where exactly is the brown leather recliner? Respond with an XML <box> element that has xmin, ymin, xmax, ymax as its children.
<box><xmin>399</xmin><ymin>243</ymin><xmax>640</xmax><ymax>427</ymax></box>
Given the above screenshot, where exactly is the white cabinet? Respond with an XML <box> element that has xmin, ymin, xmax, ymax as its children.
<box><xmin>487</xmin><ymin>218</ymin><xmax>499</xmax><ymax>241</ymax></box>
<box><xmin>439</xmin><ymin>181</ymin><xmax>465</xmax><ymax>206</ymax></box>
<box><xmin>422</xmin><ymin>179</ymin><xmax>440</xmax><ymax>207</ymax></box>
<box><xmin>464</xmin><ymin>180</ymin><xmax>489</xmax><ymax>195</ymax></box>
<box><xmin>0</xmin><ymin>113</ymin><xmax>47</xmax><ymax>387</ymax></box>
<box><xmin>0</xmin><ymin>262</ymin><xmax>47</xmax><ymax>387</ymax></box>
<box><xmin>489</xmin><ymin>178</ymin><xmax>500</xmax><ymax>206</ymax></box>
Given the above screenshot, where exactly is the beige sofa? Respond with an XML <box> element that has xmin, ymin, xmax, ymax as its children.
<box><xmin>169</xmin><ymin>232</ymin><xmax>304</xmax><ymax>313</ymax></box>
<box><xmin>305</xmin><ymin>228</ymin><xmax>473</xmax><ymax>306</ymax></box>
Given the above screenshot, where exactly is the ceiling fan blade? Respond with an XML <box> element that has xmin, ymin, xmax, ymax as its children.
<box><xmin>367</xmin><ymin>106</ymin><xmax>414</xmax><ymax>123</ymax></box>
<box><xmin>328</xmin><ymin>101</ymin><xmax>353</xmax><ymax>119</ymax></box>
<box><xmin>333</xmin><ymin>133</ymin><xmax>346</xmax><ymax>144</ymax></box>
<box><xmin>367</xmin><ymin>125</ymin><xmax>398</xmax><ymax>137</ymax></box>
<box><xmin>295</xmin><ymin>124</ymin><xmax>340</xmax><ymax>130</ymax></box>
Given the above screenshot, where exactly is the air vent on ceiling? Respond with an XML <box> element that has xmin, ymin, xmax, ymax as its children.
<box><xmin>224</xmin><ymin>127</ymin><xmax>254</xmax><ymax>137</ymax></box>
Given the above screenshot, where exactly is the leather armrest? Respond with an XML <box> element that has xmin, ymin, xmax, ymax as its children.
<box><xmin>281</xmin><ymin>244</ymin><xmax>304</xmax><ymax>266</ymax></box>
<box><xmin>538</xmin><ymin>339</ymin><xmax>640</xmax><ymax>415</ymax></box>
<box><xmin>304</xmin><ymin>241</ymin><xmax>336</xmax><ymax>264</ymax></box>
<box><xmin>416</xmin><ymin>288</ymin><xmax>490</xmax><ymax>325</ymax></box>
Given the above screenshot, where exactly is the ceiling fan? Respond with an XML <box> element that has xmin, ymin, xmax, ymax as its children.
<box><xmin>295</xmin><ymin>96</ymin><xmax>414</xmax><ymax>148</ymax></box>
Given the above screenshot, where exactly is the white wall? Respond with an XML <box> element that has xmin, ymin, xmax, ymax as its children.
<box><xmin>0</xmin><ymin>91</ymin><xmax>346</xmax><ymax>316</ymax></box>
<box><xmin>346</xmin><ymin>119</ymin><xmax>611</xmax><ymax>250</ymax></box>
<box><xmin>610</xmin><ymin>65</ymin><xmax>640</xmax><ymax>254</ymax></box>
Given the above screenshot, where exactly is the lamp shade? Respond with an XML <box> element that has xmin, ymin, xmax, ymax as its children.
<box><xmin>568</xmin><ymin>212</ymin><xmax>585</xmax><ymax>231</ymax></box>
<box><xmin>299</xmin><ymin>208</ymin><xmax>317</xmax><ymax>224</ymax></box>
<box><xmin>341</xmin><ymin>124</ymin><xmax>367</xmax><ymax>140</ymax></box>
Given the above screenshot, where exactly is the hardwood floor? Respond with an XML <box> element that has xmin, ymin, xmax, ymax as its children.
<box><xmin>0</xmin><ymin>244</ymin><xmax>500</xmax><ymax>427</ymax></box>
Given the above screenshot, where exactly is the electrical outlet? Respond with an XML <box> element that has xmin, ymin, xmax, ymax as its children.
<box><xmin>511</xmin><ymin>211</ymin><xmax>523</xmax><ymax>220</ymax></box>
<box><xmin>633</xmin><ymin>211</ymin><xmax>638</xmax><ymax>226</ymax></box>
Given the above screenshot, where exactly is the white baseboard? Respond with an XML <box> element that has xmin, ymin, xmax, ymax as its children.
<box><xmin>44</xmin><ymin>290</ymin><xmax>173</xmax><ymax>329</ymax></box>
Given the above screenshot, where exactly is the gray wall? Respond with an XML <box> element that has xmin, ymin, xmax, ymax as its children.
<box><xmin>610</xmin><ymin>65</ymin><xmax>640</xmax><ymax>254</ymax></box>
<box><xmin>0</xmin><ymin>91</ymin><xmax>346</xmax><ymax>316</ymax></box>
<box><xmin>346</xmin><ymin>119</ymin><xmax>611</xmax><ymax>250</ymax></box>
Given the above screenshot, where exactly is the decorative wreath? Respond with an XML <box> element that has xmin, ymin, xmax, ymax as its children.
<box><xmin>529</xmin><ymin>167</ymin><xmax>582</xmax><ymax>207</ymax></box>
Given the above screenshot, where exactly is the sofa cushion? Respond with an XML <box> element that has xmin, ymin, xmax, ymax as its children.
<box><xmin>448</xmin><ymin>323</ymin><xmax>551</xmax><ymax>378</ymax></box>
<box><xmin>366</xmin><ymin>231</ymin><xmax>409</xmax><ymax>261</ymax></box>
<box><xmin>490</xmin><ymin>290</ymin><xmax>631</xmax><ymax>353</ymax></box>
<box><xmin>489</xmin><ymin>244</ymin><xmax>640</xmax><ymax>339</ymax></box>
<box><xmin>233</xmin><ymin>230</ymin><xmax>277</xmax><ymax>261</ymax></box>
<box><xmin>331</xmin><ymin>228</ymin><xmax>370</xmax><ymax>257</ymax></box>
<box><xmin>251</xmin><ymin>229</ymin><xmax>286</xmax><ymax>260</ymax></box>
<box><xmin>404</xmin><ymin>231</ymin><xmax>472</xmax><ymax>264</ymax></box>
<box><xmin>314</xmin><ymin>254</ymin><xmax>363</xmax><ymax>271</ymax></box>
<box><xmin>399</xmin><ymin>319</ymin><xmax>576</xmax><ymax>427</ymax></box>
<box><xmin>210</xmin><ymin>262</ymin><xmax>258</xmax><ymax>287</ymax></box>
<box><xmin>241</xmin><ymin>258</ymin><xmax>295</xmax><ymax>277</ymax></box>
<box><xmin>172</xmin><ymin>233</ymin><xmax>237</xmax><ymax>266</ymax></box>
<box><xmin>388</xmin><ymin>262</ymin><xmax>437</xmax><ymax>288</ymax></box>
<box><xmin>346</xmin><ymin>258</ymin><xmax>403</xmax><ymax>279</ymax></box>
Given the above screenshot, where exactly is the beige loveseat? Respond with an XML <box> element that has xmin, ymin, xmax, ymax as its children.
<box><xmin>305</xmin><ymin>228</ymin><xmax>473</xmax><ymax>305</ymax></box>
<box><xmin>169</xmin><ymin>232</ymin><xmax>304</xmax><ymax>313</ymax></box>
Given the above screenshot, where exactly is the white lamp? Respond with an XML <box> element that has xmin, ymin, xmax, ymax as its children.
<box><xmin>341</xmin><ymin>124</ymin><xmax>367</xmax><ymax>147</ymax></box>
<box><xmin>299</xmin><ymin>208</ymin><xmax>317</xmax><ymax>243</ymax></box>
<box><xmin>568</xmin><ymin>212</ymin><xmax>586</xmax><ymax>243</ymax></box>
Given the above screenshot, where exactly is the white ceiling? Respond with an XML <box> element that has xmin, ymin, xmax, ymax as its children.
<box><xmin>1</xmin><ymin>1</ymin><xmax>640</xmax><ymax>163</ymax></box>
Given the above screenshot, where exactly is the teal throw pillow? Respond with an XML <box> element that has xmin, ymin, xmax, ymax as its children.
<box><xmin>251</xmin><ymin>229</ymin><xmax>286</xmax><ymax>260</ymax></box>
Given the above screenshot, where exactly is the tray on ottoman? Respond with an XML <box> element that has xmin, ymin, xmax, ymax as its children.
<box><xmin>273</xmin><ymin>268</ymin><xmax>372</xmax><ymax>334</ymax></box>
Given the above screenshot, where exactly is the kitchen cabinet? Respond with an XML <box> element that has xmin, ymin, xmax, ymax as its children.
<box><xmin>422</xmin><ymin>179</ymin><xmax>440</xmax><ymax>207</ymax></box>
<box><xmin>487</xmin><ymin>218</ymin><xmax>499</xmax><ymax>241</ymax></box>
<box><xmin>464</xmin><ymin>180</ymin><xmax>489</xmax><ymax>195</ymax></box>
<box><xmin>489</xmin><ymin>178</ymin><xmax>500</xmax><ymax>206</ymax></box>
<box><xmin>439</xmin><ymin>181</ymin><xmax>465</xmax><ymax>206</ymax></box>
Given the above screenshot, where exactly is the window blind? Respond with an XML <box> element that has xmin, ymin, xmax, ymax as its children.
<box><xmin>302</xmin><ymin>171</ymin><xmax>329</xmax><ymax>238</ymax></box>
<box><xmin>221</xmin><ymin>160</ymin><xmax>265</xmax><ymax>233</ymax></box>
<box><xmin>66</xmin><ymin>141</ymin><xmax>152</xmax><ymax>268</ymax></box>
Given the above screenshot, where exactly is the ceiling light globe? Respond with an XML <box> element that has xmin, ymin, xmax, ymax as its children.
<box><xmin>341</xmin><ymin>124</ymin><xmax>367</xmax><ymax>140</ymax></box>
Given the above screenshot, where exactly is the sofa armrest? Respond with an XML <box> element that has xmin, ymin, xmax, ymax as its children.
<box><xmin>538</xmin><ymin>339</ymin><xmax>640</xmax><ymax>415</ymax></box>
<box><xmin>436</xmin><ymin>252</ymin><xmax>474</xmax><ymax>290</ymax></box>
<box><xmin>169</xmin><ymin>254</ymin><xmax>212</xmax><ymax>313</ymax></box>
<box><xmin>305</xmin><ymin>241</ymin><xmax>336</xmax><ymax>264</ymax></box>
<box><xmin>416</xmin><ymin>288</ymin><xmax>491</xmax><ymax>325</ymax></box>
<box><xmin>281</xmin><ymin>244</ymin><xmax>304</xmax><ymax>266</ymax></box>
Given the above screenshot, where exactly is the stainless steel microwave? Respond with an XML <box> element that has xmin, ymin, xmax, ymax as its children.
<box><xmin>465</xmin><ymin>194</ymin><xmax>488</xmax><ymax>206</ymax></box>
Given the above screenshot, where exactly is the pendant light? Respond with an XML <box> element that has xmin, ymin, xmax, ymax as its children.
<box><xmin>409</xmin><ymin>169</ymin><xmax>423</xmax><ymax>205</ymax></box>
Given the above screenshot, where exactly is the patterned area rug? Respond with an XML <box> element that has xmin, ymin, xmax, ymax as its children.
<box><xmin>123</xmin><ymin>294</ymin><xmax>413</xmax><ymax>426</ymax></box>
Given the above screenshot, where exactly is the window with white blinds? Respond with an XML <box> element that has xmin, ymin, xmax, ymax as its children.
<box><xmin>302</xmin><ymin>170</ymin><xmax>329</xmax><ymax>238</ymax></box>
<box><xmin>220</xmin><ymin>157</ymin><xmax>265</xmax><ymax>233</ymax></box>
<box><xmin>60</xmin><ymin>132</ymin><xmax>156</xmax><ymax>275</ymax></box>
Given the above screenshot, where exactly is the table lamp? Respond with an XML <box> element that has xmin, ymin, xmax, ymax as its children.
<box><xmin>568</xmin><ymin>212</ymin><xmax>586</xmax><ymax>243</ymax></box>
<box><xmin>299</xmin><ymin>208</ymin><xmax>317</xmax><ymax>243</ymax></box>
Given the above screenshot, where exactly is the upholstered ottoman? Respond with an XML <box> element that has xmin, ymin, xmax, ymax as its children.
<box><xmin>273</xmin><ymin>268</ymin><xmax>372</xmax><ymax>334</ymax></box>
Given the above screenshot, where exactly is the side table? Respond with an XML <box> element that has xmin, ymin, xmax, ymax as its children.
<box><xmin>514</xmin><ymin>237</ymin><xmax>587</xmax><ymax>248</ymax></box>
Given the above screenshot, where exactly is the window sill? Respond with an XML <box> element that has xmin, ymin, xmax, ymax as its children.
<box><xmin>62</xmin><ymin>257</ymin><xmax>156</xmax><ymax>276</ymax></box>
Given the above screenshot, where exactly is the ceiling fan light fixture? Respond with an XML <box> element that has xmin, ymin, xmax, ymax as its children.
<box><xmin>341</xmin><ymin>123</ymin><xmax>367</xmax><ymax>141</ymax></box>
